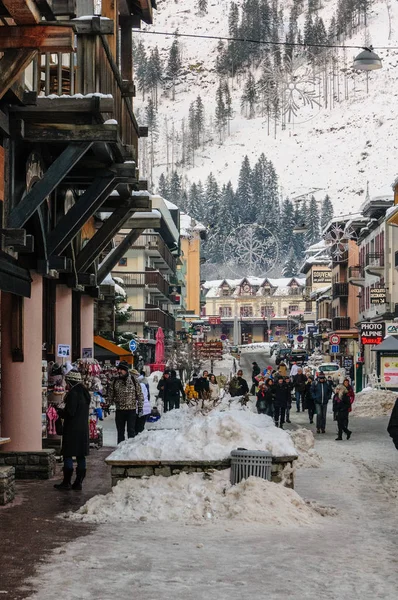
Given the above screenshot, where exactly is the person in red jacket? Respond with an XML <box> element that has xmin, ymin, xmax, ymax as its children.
<box><xmin>343</xmin><ymin>378</ymin><xmax>355</xmax><ymax>411</ymax></box>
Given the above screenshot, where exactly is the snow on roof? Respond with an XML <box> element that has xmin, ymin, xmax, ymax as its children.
<box><xmin>164</xmin><ymin>199</ymin><xmax>179</xmax><ymax>210</ymax></box>
<box><xmin>180</xmin><ymin>212</ymin><xmax>206</xmax><ymax>237</ymax></box>
<box><xmin>204</xmin><ymin>277</ymin><xmax>305</xmax><ymax>298</ymax></box>
<box><xmin>114</xmin><ymin>283</ymin><xmax>126</xmax><ymax>298</ymax></box>
<box><xmin>44</xmin><ymin>93</ymin><xmax>113</xmax><ymax>99</ymax></box>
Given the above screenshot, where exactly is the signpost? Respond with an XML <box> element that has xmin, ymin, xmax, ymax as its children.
<box><xmin>329</xmin><ymin>334</ymin><xmax>341</xmax><ymax>345</ymax></box>
<box><xmin>129</xmin><ymin>339</ymin><xmax>137</xmax><ymax>353</ymax></box>
<box><xmin>57</xmin><ymin>344</ymin><xmax>70</xmax><ymax>358</ymax></box>
<box><xmin>360</xmin><ymin>322</ymin><xmax>385</xmax><ymax>346</ymax></box>
<box><xmin>331</xmin><ymin>344</ymin><xmax>339</xmax><ymax>354</ymax></box>
<box><xmin>297</xmin><ymin>335</ymin><xmax>304</xmax><ymax>343</ymax></box>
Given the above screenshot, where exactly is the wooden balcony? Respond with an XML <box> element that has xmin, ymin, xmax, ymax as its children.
<box><xmin>116</xmin><ymin>270</ymin><xmax>170</xmax><ymax>299</ymax></box>
<box><xmin>332</xmin><ymin>316</ymin><xmax>351</xmax><ymax>331</ymax></box>
<box><xmin>131</xmin><ymin>234</ymin><xmax>176</xmax><ymax>272</ymax></box>
<box><xmin>127</xmin><ymin>309</ymin><xmax>175</xmax><ymax>331</ymax></box>
<box><xmin>332</xmin><ymin>282</ymin><xmax>349</xmax><ymax>298</ymax></box>
<box><xmin>30</xmin><ymin>17</ymin><xmax>139</xmax><ymax>159</ymax></box>
<box><xmin>365</xmin><ymin>252</ymin><xmax>384</xmax><ymax>278</ymax></box>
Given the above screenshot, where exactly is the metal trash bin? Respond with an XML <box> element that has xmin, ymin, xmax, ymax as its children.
<box><xmin>230</xmin><ymin>448</ymin><xmax>272</xmax><ymax>485</ymax></box>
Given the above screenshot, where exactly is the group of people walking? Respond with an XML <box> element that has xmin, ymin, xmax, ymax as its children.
<box><xmin>252</xmin><ymin>361</ymin><xmax>354</xmax><ymax>438</ymax></box>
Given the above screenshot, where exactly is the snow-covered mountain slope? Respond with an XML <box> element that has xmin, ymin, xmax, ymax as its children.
<box><xmin>135</xmin><ymin>0</ymin><xmax>398</xmax><ymax>214</ymax></box>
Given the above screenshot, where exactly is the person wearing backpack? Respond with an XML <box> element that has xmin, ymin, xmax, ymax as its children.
<box><xmin>108</xmin><ymin>361</ymin><xmax>144</xmax><ymax>444</ymax></box>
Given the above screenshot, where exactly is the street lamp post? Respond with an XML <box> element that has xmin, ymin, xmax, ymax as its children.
<box><xmin>353</xmin><ymin>47</ymin><xmax>382</xmax><ymax>71</ymax></box>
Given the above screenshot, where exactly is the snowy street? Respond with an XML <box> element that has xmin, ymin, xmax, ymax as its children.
<box><xmin>22</xmin><ymin>409</ymin><xmax>398</xmax><ymax>600</ymax></box>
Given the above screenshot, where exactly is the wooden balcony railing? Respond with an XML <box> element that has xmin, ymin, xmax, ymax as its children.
<box><xmin>127</xmin><ymin>309</ymin><xmax>175</xmax><ymax>331</ymax></box>
<box><xmin>132</xmin><ymin>234</ymin><xmax>176</xmax><ymax>272</ymax></box>
<box><xmin>31</xmin><ymin>21</ymin><xmax>139</xmax><ymax>158</ymax></box>
<box><xmin>348</xmin><ymin>266</ymin><xmax>365</xmax><ymax>280</ymax></box>
<box><xmin>366</xmin><ymin>252</ymin><xmax>385</xmax><ymax>268</ymax></box>
<box><xmin>332</xmin><ymin>316</ymin><xmax>351</xmax><ymax>331</ymax></box>
<box><xmin>332</xmin><ymin>282</ymin><xmax>349</xmax><ymax>298</ymax></box>
<box><xmin>116</xmin><ymin>270</ymin><xmax>170</xmax><ymax>298</ymax></box>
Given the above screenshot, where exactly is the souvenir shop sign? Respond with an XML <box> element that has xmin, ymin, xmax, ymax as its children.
<box><xmin>82</xmin><ymin>347</ymin><xmax>93</xmax><ymax>358</ymax></box>
<box><xmin>360</xmin><ymin>322</ymin><xmax>385</xmax><ymax>346</ymax></box>
<box><xmin>370</xmin><ymin>288</ymin><xmax>386</xmax><ymax>305</ymax></box>
<box><xmin>312</xmin><ymin>270</ymin><xmax>332</xmax><ymax>284</ymax></box>
<box><xmin>208</xmin><ymin>316</ymin><xmax>221</xmax><ymax>325</ymax></box>
<box><xmin>57</xmin><ymin>344</ymin><xmax>70</xmax><ymax>358</ymax></box>
<box><xmin>195</xmin><ymin>341</ymin><xmax>223</xmax><ymax>359</ymax></box>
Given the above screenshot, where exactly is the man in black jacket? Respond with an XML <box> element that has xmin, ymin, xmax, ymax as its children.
<box><xmin>231</xmin><ymin>369</ymin><xmax>249</xmax><ymax>397</ymax></box>
<box><xmin>273</xmin><ymin>376</ymin><xmax>290</xmax><ymax>429</ymax></box>
<box><xmin>293</xmin><ymin>368</ymin><xmax>307</xmax><ymax>412</ymax></box>
<box><xmin>387</xmin><ymin>399</ymin><xmax>398</xmax><ymax>450</ymax></box>
<box><xmin>164</xmin><ymin>370</ymin><xmax>186</xmax><ymax>411</ymax></box>
<box><xmin>195</xmin><ymin>370</ymin><xmax>210</xmax><ymax>399</ymax></box>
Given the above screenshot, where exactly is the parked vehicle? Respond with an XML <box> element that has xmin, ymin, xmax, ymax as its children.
<box><xmin>288</xmin><ymin>349</ymin><xmax>308</xmax><ymax>366</ymax></box>
<box><xmin>275</xmin><ymin>347</ymin><xmax>291</xmax><ymax>365</ymax></box>
<box><xmin>316</xmin><ymin>363</ymin><xmax>345</xmax><ymax>383</ymax></box>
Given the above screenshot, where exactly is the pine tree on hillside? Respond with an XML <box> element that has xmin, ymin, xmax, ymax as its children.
<box><xmin>283</xmin><ymin>250</ymin><xmax>298</xmax><ymax>277</ymax></box>
<box><xmin>169</xmin><ymin>171</ymin><xmax>183</xmax><ymax>207</ymax></box>
<box><xmin>280</xmin><ymin>198</ymin><xmax>296</xmax><ymax>256</ymax></box>
<box><xmin>145</xmin><ymin>98</ymin><xmax>158</xmax><ymax>187</ymax></box>
<box><xmin>197</xmin><ymin>0</ymin><xmax>208</xmax><ymax>15</ymax></box>
<box><xmin>241</xmin><ymin>72</ymin><xmax>257</xmax><ymax>119</ymax></box>
<box><xmin>220</xmin><ymin>181</ymin><xmax>236</xmax><ymax>235</ymax></box>
<box><xmin>223</xmin><ymin>82</ymin><xmax>233</xmax><ymax>135</ymax></box>
<box><xmin>167</xmin><ymin>35</ymin><xmax>182</xmax><ymax>101</ymax></box>
<box><xmin>305</xmin><ymin>195</ymin><xmax>321</xmax><ymax>246</ymax></box>
<box><xmin>146</xmin><ymin>47</ymin><xmax>163</xmax><ymax>108</ymax></box>
<box><xmin>158</xmin><ymin>173</ymin><xmax>170</xmax><ymax>199</ymax></box>
<box><xmin>235</xmin><ymin>156</ymin><xmax>253</xmax><ymax>223</ymax></box>
<box><xmin>307</xmin><ymin>0</ymin><xmax>318</xmax><ymax>14</ymax></box>
<box><xmin>304</xmin><ymin>11</ymin><xmax>314</xmax><ymax>58</ymax></box>
<box><xmin>188</xmin><ymin>181</ymin><xmax>205</xmax><ymax>221</ymax></box>
<box><xmin>135</xmin><ymin>41</ymin><xmax>148</xmax><ymax>100</ymax></box>
<box><xmin>321</xmin><ymin>194</ymin><xmax>334</xmax><ymax>231</ymax></box>
<box><xmin>195</xmin><ymin>95</ymin><xmax>205</xmax><ymax>148</ymax></box>
<box><xmin>251</xmin><ymin>153</ymin><xmax>279</xmax><ymax>225</ymax></box>
<box><xmin>215</xmin><ymin>84</ymin><xmax>227</xmax><ymax>142</ymax></box>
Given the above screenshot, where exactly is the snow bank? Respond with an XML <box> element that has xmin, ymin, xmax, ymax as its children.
<box><xmin>107</xmin><ymin>406</ymin><xmax>297</xmax><ymax>461</ymax></box>
<box><xmin>240</xmin><ymin>343</ymin><xmax>271</xmax><ymax>355</ymax></box>
<box><xmin>351</xmin><ymin>387</ymin><xmax>397</xmax><ymax>417</ymax></box>
<box><xmin>68</xmin><ymin>470</ymin><xmax>321</xmax><ymax>527</ymax></box>
<box><xmin>289</xmin><ymin>428</ymin><xmax>322</xmax><ymax>469</ymax></box>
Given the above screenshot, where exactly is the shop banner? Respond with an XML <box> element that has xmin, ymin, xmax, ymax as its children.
<box><xmin>360</xmin><ymin>322</ymin><xmax>385</xmax><ymax>345</ymax></box>
<box><xmin>312</xmin><ymin>270</ymin><xmax>332</xmax><ymax>284</ymax></box>
<box><xmin>370</xmin><ymin>288</ymin><xmax>386</xmax><ymax>305</ymax></box>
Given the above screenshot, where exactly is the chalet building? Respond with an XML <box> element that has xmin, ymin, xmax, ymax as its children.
<box><xmin>0</xmin><ymin>1</ymin><xmax>155</xmax><ymax>463</ymax></box>
<box><xmin>202</xmin><ymin>277</ymin><xmax>306</xmax><ymax>345</ymax></box>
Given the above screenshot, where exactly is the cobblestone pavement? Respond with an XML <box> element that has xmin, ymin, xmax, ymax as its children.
<box><xmin>0</xmin><ymin>447</ymin><xmax>112</xmax><ymax>599</ymax></box>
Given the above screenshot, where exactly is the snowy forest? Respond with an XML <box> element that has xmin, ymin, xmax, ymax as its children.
<box><xmin>158</xmin><ymin>155</ymin><xmax>334</xmax><ymax>279</ymax></box>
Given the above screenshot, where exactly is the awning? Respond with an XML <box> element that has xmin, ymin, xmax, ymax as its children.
<box><xmin>0</xmin><ymin>253</ymin><xmax>31</xmax><ymax>297</ymax></box>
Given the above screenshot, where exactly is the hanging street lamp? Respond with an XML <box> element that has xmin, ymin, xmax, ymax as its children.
<box><xmin>353</xmin><ymin>47</ymin><xmax>382</xmax><ymax>71</ymax></box>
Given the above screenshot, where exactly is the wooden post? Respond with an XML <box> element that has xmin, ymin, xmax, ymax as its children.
<box><xmin>101</xmin><ymin>0</ymin><xmax>118</xmax><ymax>60</ymax></box>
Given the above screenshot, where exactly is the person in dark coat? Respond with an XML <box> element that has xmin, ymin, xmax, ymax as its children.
<box><xmin>305</xmin><ymin>376</ymin><xmax>315</xmax><ymax>424</ymax></box>
<box><xmin>251</xmin><ymin>362</ymin><xmax>261</xmax><ymax>394</ymax></box>
<box><xmin>293</xmin><ymin>368</ymin><xmax>307</xmax><ymax>412</ymax></box>
<box><xmin>256</xmin><ymin>382</ymin><xmax>268</xmax><ymax>414</ymax></box>
<box><xmin>264</xmin><ymin>379</ymin><xmax>275</xmax><ymax>417</ymax></box>
<box><xmin>273</xmin><ymin>376</ymin><xmax>290</xmax><ymax>429</ymax></box>
<box><xmin>333</xmin><ymin>384</ymin><xmax>352</xmax><ymax>441</ymax></box>
<box><xmin>387</xmin><ymin>399</ymin><xmax>398</xmax><ymax>450</ymax></box>
<box><xmin>157</xmin><ymin>370</ymin><xmax>170</xmax><ymax>411</ymax></box>
<box><xmin>311</xmin><ymin>372</ymin><xmax>332</xmax><ymax>434</ymax></box>
<box><xmin>194</xmin><ymin>370</ymin><xmax>210</xmax><ymax>399</ymax></box>
<box><xmin>284</xmin><ymin>376</ymin><xmax>293</xmax><ymax>423</ymax></box>
<box><xmin>231</xmin><ymin>369</ymin><xmax>249</xmax><ymax>397</ymax></box>
<box><xmin>164</xmin><ymin>370</ymin><xmax>186</xmax><ymax>411</ymax></box>
<box><xmin>54</xmin><ymin>371</ymin><xmax>90</xmax><ymax>491</ymax></box>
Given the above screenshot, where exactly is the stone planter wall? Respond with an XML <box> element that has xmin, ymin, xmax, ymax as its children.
<box><xmin>0</xmin><ymin>466</ymin><xmax>15</xmax><ymax>505</ymax></box>
<box><xmin>106</xmin><ymin>455</ymin><xmax>298</xmax><ymax>489</ymax></box>
<box><xmin>0</xmin><ymin>450</ymin><xmax>56</xmax><ymax>480</ymax></box>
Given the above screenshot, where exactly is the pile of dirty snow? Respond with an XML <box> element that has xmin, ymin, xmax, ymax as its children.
<box><xmin>351</xmin><ymin>387</ymin><xmax>396</xmax><ymax>417</ymax></box>
<box><xmin>68</xmin><ymin>470</ymin><xmax>321</xmax><ymax>527</ymax></box>
<box><xmin>107</xmin><ymin>407</ymin><xmax>297</xmax><ymax>461</ymax></box>
<box><xmin>289</xmin><ymin>429</ymin><xmax>322</xmax><ymax>469</ymax></box>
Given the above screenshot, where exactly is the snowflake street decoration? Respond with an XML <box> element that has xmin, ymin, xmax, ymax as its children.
<box><xmin>260</xmin><ymin>55</ymin><xmax>321</xmax><ymax>124</ymax></box>
<box><xmin>223</xmin><ymin>224</ymin><xmax>279</xmax><ymax>277</ymax></box>
<box><xmin>324</xmin><ymin>223</ymin><xmax>358</xmax><ymax>262</ymax></box>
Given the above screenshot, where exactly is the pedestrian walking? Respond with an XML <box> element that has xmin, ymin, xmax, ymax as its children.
<box><xmin>135</xmin><ymin>375</ymin><xmax>152</xmax><ymax>434</ymax></box>
<box><xmin>311</xmin><ymin>372</ymin><xmax>332</xmax><ymax>434</ymax></box>
<box><xmin>208</xmin><ymin>374</ymin><xmax>220</xmax><ymax>401</ymax></box>
<box><xmin>293</xmin><ymin>368</ymin><xmax>307</xmax><ymax>412</ymax></box>
<box><xmin>230</xmin><ymin>369</ymin><xmax>249</xmax><ymax>397</ymax></box>
<box><xmin>333</xmin><ymin>384</ymin><xmax>352</xmax><ymax>441</ymax></box>
<box><xmin>251</xmin><ymin>361</ymin><xmax>261</xmax><ymax>394</ymax></box>
<box><xmin>284</xmin><ymin>376</ymin><xmax>293</xmax><ymax>423</ymax></box>
<box><xmin>290</xmin><ymin>361</ymin><xmax>299</xmax><ymax>377</ymax></box>
<box><xmin>195</xmin><ymin>370</ymin><xmax>210</xmax><ymax>399</ymax></box>
<box><xmin>256</xmin><ymin>382</ymin><xmax>268</xmax><ymax>414</ymax></box>
<box><xmin>387</xmin><ymin>398</ymin><xmax>398</xmax><ymax>450</ymax></box>
<box><xmin>157</xmin><ymin>370</ymin><xmax>170</xmax><ymax>411</ymax></box>
<box><xmin>278</xmin><ymin>361</ymin><xmax>288</xmax><ymax>377</ymax></box>
<box><xmin>164</xmin><ymin>369</ymin><xmax>186</xmax><ymax>410</ymax></box>
<box><xmin>54</xmin><ymin>371</ymin><xmax>90</xmax><ymax>491</ymax></box>
<box><xmin>343</xmin><ymin>378</ymin><xmax>355</xmax><ymax>410</ymax></box>
<box><xmin>305</xmin><ymin>376</ymin><xmax>315</xmax><ymax>424</ymax></box>
<box><xmin>108</xmin><ymin>361</ymin><xmax>144</xmax><ymax>444</ymax></box>
<box><xmin>274</xmin><ymin>376</ymin><xmax>290</xmax><ymax>429</ymax></box>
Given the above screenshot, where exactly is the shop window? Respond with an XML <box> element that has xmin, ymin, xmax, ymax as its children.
<box><xmin>288</xmin><ymin>305</ymin><xmax>299</xmax><ymax>313</ymax></box>
<box><xmin>261</xmin><ymin>305</ymin><xmax>274</xmax><ymax>317</ymax></box>
<box><xmin>240</xmin><ymin>305</ymin><xmax>253</xmax><ymax>317</ymax></box>
<box><xmin>118</xmin><ymin>257</ymin><xmax>127</xmax><ymax>266</ymax></box>
<box><xmin>219</xmin><ymin>306</ymin><xmax>232</xmax><ymax>317</ymax></box>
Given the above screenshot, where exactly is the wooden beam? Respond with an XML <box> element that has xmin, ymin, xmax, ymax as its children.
<box><xmin>35</xmin><ymin>0</ymin><xmax>56</xmax><ymax>20</ymax></box>
<box><xmin>9</xmin><ymin>96</ymin><xmax>114</xmax><ymax>115</ymax></box>
<box><xmin>47</xmin><ymin>175</ymin><xmax>118</xmax><ymax>256</ymax></box>
<box><xmin>0</xmin><ymin>49</ymin><xmax>37</xmax><ymax>101</ymax></box>
<box><xmin>2</xmin><ymin>0</ymin><xmax>41</xmax><ymax>24</ymax></box>
<box><xmin>97</xmin><ymin>228</ymin><xmax>144</xmax><ymax>283</ymax></box>
<box><xmin>75</xmin><ymin>201</ymin><xmax>137</xmax><ymax>272</ymax></box>
<box><xmin>0</xmin><ymin>26</ymin><xmax>74</xmax><ymax>51</ymax></box>
<box><xmin>22</xmin><ymin>123</ymin><xmax>119</xmax><ymax>143</ymax></box>
<box><xmin>101</xmin><ymin>192</ymin><xmax>151</xmax><ymax>211</ymax></box>
<box><xmin>8</xmin><ymin>142</ymin><xmax>92</xmax><ymax>229</ymax></box>
<box><xmin>0</xmin><ymin>110</ymin><xmax>10</xmax><ymax>136</ymax></box>
<box><xmin>51</xmin><ymin>0</ymin><xmax>76</xmax><ymax>17</ymax></box>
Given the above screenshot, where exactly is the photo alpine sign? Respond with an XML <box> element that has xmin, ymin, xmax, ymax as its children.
<box><xmin>360</xmin><ymin>322</ymin><xmax>385</xmax><ymax>346</ymax></box>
